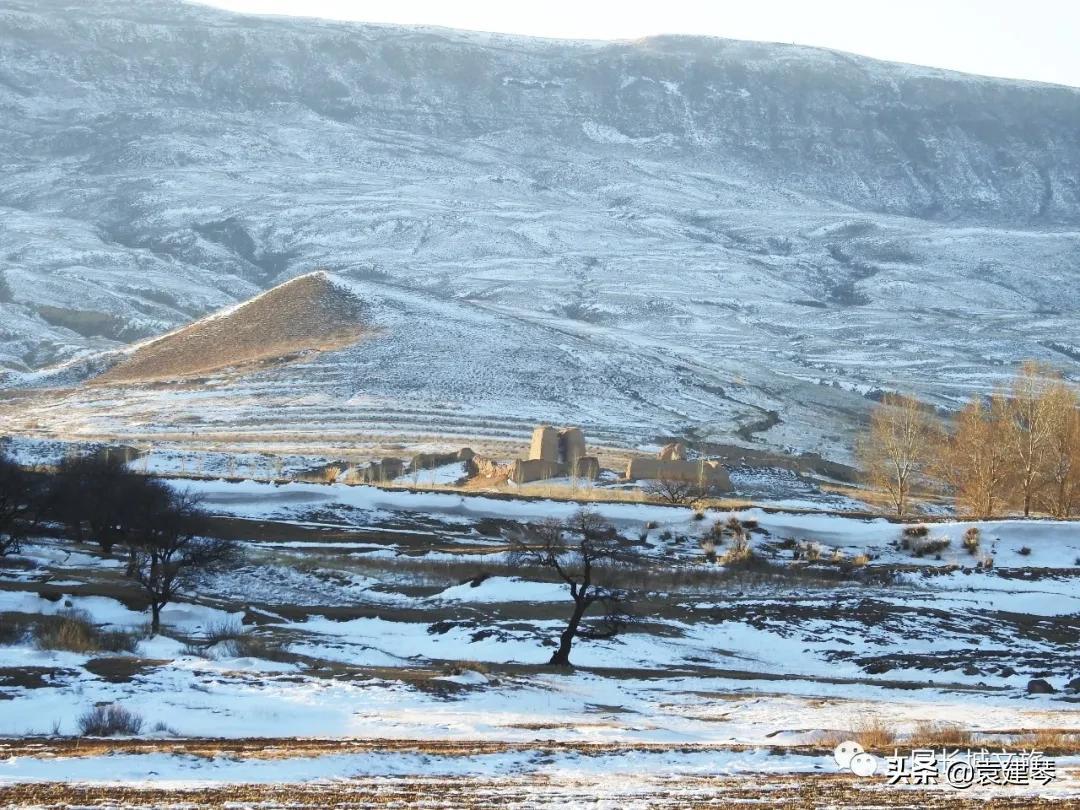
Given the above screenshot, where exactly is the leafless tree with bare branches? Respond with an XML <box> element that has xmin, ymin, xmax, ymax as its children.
<box><xmin>1040</xmin><ymin>382</ymin><xmax>1080</xmax><ymax>518</ymax></box>
<box><xmin>0</xmin><ymin>451</ymin><xmax>39</xmax><ymax>557</ymax></box>
<box><xmin>1005</xmin><ymin>361</ymin><xmax>1062</xmax><ymax>516</ymax></box>
<box><xmin>857</xmin><ymin>394</ymin><xmax>941</xmax><ymax>516</ymax></box>
<box><xmin>125</xmin><ymin>484</ymin><xmax>238</xmax><ymax>635</ymax></box>
<box><xmin>643</xmin><ymin>475</ymin><xmax>709</xmax><ymax>507</ymax></box>
<box><xmin>509</xmin><ymin>508</ymin><xmax>633</xmax><ymax>666</ymax></box>
<box><xmin>936</xmin><ymin>394</ymin><xmax>1013</xmax><ymax>519</ymax></box>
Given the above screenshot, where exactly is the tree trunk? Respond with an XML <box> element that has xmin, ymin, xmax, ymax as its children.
<box><xmin>150</xmin><ymin>602</ymin><xmax>161</xmax><ymax>636</ymax></box>
<box><xmin>549</xmin><ymin>599</ymin><xmax>587</xmax><ymax>666</ymax></box>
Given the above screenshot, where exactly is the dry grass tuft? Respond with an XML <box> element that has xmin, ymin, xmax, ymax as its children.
<box><xmin>34</xmin><ymin>610</ymin><xmax>141</xmax><ymax>654</ymax></box>
<box><xmin>853</xmin><ymin>716</ymin><xmax>898</xmax><ymax>752</ymax></box>
<box><xmin>203</xmin><ymin>617</ymin><xmax>245</xmax><ymax>645</ymax></box>
<box><xmin>822</xmin><ymin>717</ymin><xmax>898</xmax><ymax>753</ymax></box>
<box><xmin>1012</xmin><ymin>729</ymin><xmax>1080</xmax><ymax>754</ymax></box>
<box><xmin>442</xmin><ymin>660</ymin><xmax>490</xmax><ymax>677</ymax></box>
<box><xmin>909</xmin><ymin>721</ymin><xmax>973</xmax><ymax>748</ymax></box>
<box><xmin>722</xmin><ymin>534</ymin><xmax>754</xmax><ymax>565</ymax></box>
<box><xmin>222</xmin><ymin>634</ymin><xmax>293</xmax><ymax>663</ymax></box>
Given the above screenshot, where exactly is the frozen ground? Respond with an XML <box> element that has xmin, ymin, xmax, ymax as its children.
<box><xmin>1</xmin><ymin>480</ymin><xmax>1078</xmax><ymax>805</ymax></box>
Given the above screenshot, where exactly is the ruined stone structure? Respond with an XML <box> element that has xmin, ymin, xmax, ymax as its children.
<box><xmin>411</xmin><ymin>447</ymin><xmax>475</xmax><ymax>470</ymax></box>
<box><xmin>573</xmin><ymin>456</ymin><xmax>601</xmax><ymax>480</ymax></box>
<box><xmin>510</xmin><ymin>458</ymin><xmax>563</xmax><ymax>484</ymax></box>
<box><xmin>559</xmin><ymin>427</ymin><xmax>586</xmax><ymax>468</ymax></box>
<box><xmin>625</xmin><ymin>449</ymin><xmax>731</xmax><ymax>490</ymax></box>
<box><xmin>658</xmin><ymin>441</ymin><xmax>686</xmax><ymax>461</ymax></box>
<box><xmin>529</xmin><ymin>426</ymin><xmax>560</xmax><ymax>463</ymax></box>
<box><xmin>355</xmin><ymin>457</ymin><xmax>405</xmax><ymax>483</ymax></box>
<box><xmin>467</xmin><ymin>455</ymin><xmax>512</xmax><ymax>480</ymax></box>
<box><xmin>498</xmin><ymin>424</ymin><xmax>601</xmax><ymax>484</ymax></box>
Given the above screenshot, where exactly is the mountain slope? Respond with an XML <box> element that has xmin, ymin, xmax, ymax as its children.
<box><xmin>95</xmin><ymin>272</ymin><xmax>371</xmax><ymax>383</ymax></box>
<box><xmin>0</xmin><ymin>0</ymin><xmax>1077</xmax><ymax>459</ymax></box>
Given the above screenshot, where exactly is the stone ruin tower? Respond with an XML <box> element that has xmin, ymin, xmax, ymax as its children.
<box><xmin>529</xmin><ymin>425</ymin><xmax>560</xmax><ymax>463</ymax></box>
<box><xmin>511</xmin><ymin>425</ymin><xmax>599</xmax><ymax>483</ymax></box>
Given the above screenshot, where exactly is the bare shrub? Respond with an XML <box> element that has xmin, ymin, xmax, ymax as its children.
<box><xmin>223</xmin><ymin>634</ymin><xmax>292</xmax><ymax>662</ymax></box>
<box><xmin>203</xmin><ymin>617</ymin><xmax>245</xmax><ymax>644</ymax></box>
<box><xmin>850</xmin><ymin>553</ymin><xmax>870</xmax><ymax>567</ymax></box>
<box><xmin>700</xmin><ymin>536</ymin><xmax>718</xmax><ymax>563</ymax></box>
<box><xmin>722</xmin><ymin>534</ymin><xmax>753</xmax><ymax>565</ymax></box>
<box><xmin>962</xmin><ymin>527</ymin><xmax>981</xmax><ymax>555</ymax></box>
<box><xmin>643</xmin><ymin>476</ymin><xmax>708</xmax><ymax>507</ymax></box>
<box><xmin>78</xmin><ymin>704</ymin><xmax>144</xmax><ymax>737</ymax></box>
<box><xmin>0</xmin><ymin>613</ymin><xmax>30</xmax><ymax>645</ymax></box>
<box><xmin>705</xmin><ymin>520</ymin><xmax>726</xmax><ymax>543</ymax></box>
<box><xmin>99</xmin><ymin>629</ymin><xmax>141</xmax><ymax>653</ymax></box>
<box><xmin>909</xmin><ymin>535</ymin><xmax>950</xmax><ymax>558</ymax></box>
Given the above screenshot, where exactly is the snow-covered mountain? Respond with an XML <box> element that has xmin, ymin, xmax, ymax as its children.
<box><xmin>1</xmin><ymin>0</ymin><xmax>1078</xmax><ymax>459</ymax></box>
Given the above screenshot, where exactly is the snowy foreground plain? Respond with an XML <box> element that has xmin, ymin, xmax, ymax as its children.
<box><xmin>2</xmin><ymin>478</ymin><xmax>1079</xmax><ymax>807</ymax></box>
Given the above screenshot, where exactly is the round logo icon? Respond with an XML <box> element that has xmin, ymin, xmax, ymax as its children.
<box><xmin>850</xmin><ymin>751</ymin><xmax>878</xmax><ymax>777</ymax></box>
<box><xmin>833</xmin><ymin>740</ymin><xmax>864</xmax><ymax>769</ymax></box>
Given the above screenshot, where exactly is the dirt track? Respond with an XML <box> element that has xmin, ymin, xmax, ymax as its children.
<box><xmin>1</xmin><ymin>740</ymin><xmax>1077</xmax><ymax>808</ymax></box>
<box><xmin>2</xmin><ymin>775</ymin><xmax>1075</xmax><ymax>809</ymax></box>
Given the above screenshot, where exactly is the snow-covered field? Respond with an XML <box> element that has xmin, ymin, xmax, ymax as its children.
<box><xmin>1</xmin><ymin>479</ymin><xmax>1078</xmax><ymax>805</ymax></box>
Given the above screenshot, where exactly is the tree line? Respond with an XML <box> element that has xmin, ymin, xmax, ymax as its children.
<box><xmin>859</xmin><ymin>362</ymin><xmax>1080</xmax><ymax>518</ymax></box>
<box><xmin>0</xmin><ymin>451</ymin><xmax>235</xmax><ymax>633</ymax></box>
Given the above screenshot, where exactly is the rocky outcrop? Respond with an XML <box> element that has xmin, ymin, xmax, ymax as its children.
<box><xmin>1027</xmin><ymin>678</ymin><xmax>1057</xmax><ymax>694</ymax></box>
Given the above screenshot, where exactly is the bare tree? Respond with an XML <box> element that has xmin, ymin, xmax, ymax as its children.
<box><xmin>936</xmin><ymin>395</ymin><xmax>1012</xmax><ymax>518</ymax></box>
<box><xmin>510</xmin><ymin>508</ymin><xmax>631</xmax><ymax>667</ymax></box>
<box><xmin>1040</xmin><ymin>382</ymin><xmax>1080</xmax><ymax>518</ymax></box>
<box><xmin>51</xmin><ymin>454</ymin><xmax>142</xmax><ymax>553</ymax></box>
<box><xmin>0</xmin><ymin>452</ymin><xmax>38</xmax><ymax>556</ymax></box>
<box><xmin>1004</xmin><ymin>362</ymin><xmax>1061</xmax><ymax>516</ymax></box>
<box><xmin>643</xmin><ymin>474</ymin><xmax>709</xmax><ymax>507</ymax></box>
<box><xmin>857</xmin><ymin>394</ymin><xmax>940</xmax><ymax>516</ymax></box>
<box><xmin>126</xmin><ymin>484</ymin><xmax>237</xmax><ymax>635</ymax></box>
